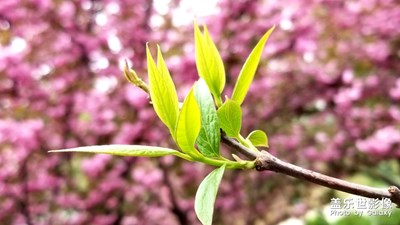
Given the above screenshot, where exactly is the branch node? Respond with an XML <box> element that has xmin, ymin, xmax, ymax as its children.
<box><xmin>255</xmin><ymin>151</ymin><xmax>274</xmax><ymax>171</ymax></box>
<box><xmin>388</xmin><ymin>186</ymin><xmax>400</xmax><ymax>207</ymax></box>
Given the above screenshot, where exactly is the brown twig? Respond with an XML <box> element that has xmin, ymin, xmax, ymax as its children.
<box><xmin>222</xmin><ymin>135</ymin><xmax>400</xmax><ymax>207</ymax></box>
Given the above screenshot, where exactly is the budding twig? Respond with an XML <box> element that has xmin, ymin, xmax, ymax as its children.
<box><xmin>126</xmin><ymin>65</ymin><xmax>400</xmax><ymax>207</ymax></box>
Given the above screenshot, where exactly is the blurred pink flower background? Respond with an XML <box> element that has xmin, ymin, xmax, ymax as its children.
<box><xmin>0</xmin><ymin>0</ymin><xmax>399</xmax><ymax>224</ymax></box>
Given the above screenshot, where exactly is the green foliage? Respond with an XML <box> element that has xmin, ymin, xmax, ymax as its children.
<box><xmin>368</xmin><ymin>209</ymin><xmax>400</xmax><ymax>225</ymax></box>
<box><xmin>305</xmin><ymin>207</ymin><xmax>400</xmax><ymax>225</ymax></box>
<box><xmin>195</xmin><ymin>165</ymin><xmax>226</xmax><ymax>225</ymax></box>
<box><xmin>231</xmin><ymin>26</ymin><xmax>275</xmax><ymax>105</ymax></box>
<box><xmin>304</xmin><ymin>211</ymin><xmax>330</xmax><ymax>225</ymax></box>
<box><xmin>51</xmin><ymin>22</ymin><xmax>275</xmax><ymax>225</ymax></box>
<box><xmin>246</xmin><ymin>130</ymin><xmax>269</xmax><ymax>147</ymax></box>
<box><xmin>175</xmin><ymin>86</ymin><xmax>202</xmax><ymax>158</ymax></box>
<box><xmin>217</xmin><ymin>99</ymin><xmax>242</xmax><ymax>138</ymax></box>
<box><xmin>334</xmin><ymin>216</ymin><xmax>371</xmax><ymax>225</ymax></box>
<box><xmin>194</xmin><ymin>79</ymin><xmax>220</xmax><ymax>157</ymax></box>
<box><xmin>194</xmin><ymin>21</ymin><xmax>225</xmax><ymax>106</ymax></box>
<box><xmin>146</xmin><ymin>44</ymin><xmax>179</xmax><ymax>137</ymax></box>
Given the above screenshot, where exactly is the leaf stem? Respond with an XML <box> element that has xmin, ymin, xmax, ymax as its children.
<box><xmin>173</xmin><ymin>152</ymin><xmax>196</xmax><ymax>161</ymax></box>
<box><xmin>215</xmin><ymin>95</ymin><xmax>223</xmax><ymax>107</ymax></box>
<box><xmin>199</xmin><ymin>156</ymin><xmax>254</xmax><ymax>169</ymax></box>
<box><xmin>237</xmin><ymin>134</ymin><xmax>258</xmax><ymax>151</ymax></box>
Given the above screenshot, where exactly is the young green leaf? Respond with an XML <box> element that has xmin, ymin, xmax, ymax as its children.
<box><xmin>246</xmin><ymin>130</ymin><xmax>269</xmax><ymax>147</ymax></box>
<box><xmin>147</xmin><ymin>44</ymin><xmax>179</xmax><ymax>136</ymax></box>
<box><xmin>217</xmin><ymin>99</ymin><xmax>242</xmax><ymax>138</ymax></box>
<box><xmin>194</xmin><ymin>79</ymin><xmax>220</xmax><ymax>157</ymax></box>
<box><xmin>194</xmin><ymin>22</ymin><xmax>225</xmax><ymax>105</ymax></box>
<box><xmin>175</xmin><ymin>86</ymin><xmax>202</xmax><ymax>157</ymax></box>
<box><xmin>48</xmin><ymin>145</ymin><xmax>191</xmax><ymax>160</ymax></box>
<box><xmin>231</xmin><ymin>26</ymin><xmax>275</xmax><ymax>105</ymax></box>
<box><xmin>195</xmin><ymin>164</ymin><xmax>226</xmax><ymax>225</ymax></box>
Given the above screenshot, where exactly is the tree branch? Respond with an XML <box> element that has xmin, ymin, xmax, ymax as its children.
<box><xmin>125</xmin><ymin>66</ymin><xmax>400</xmax><ymax>207</ymax></box>
<box><xmin>222</xmin><ymin>135</ymin><xmax>400</xmax><ymax>207</ymax></box>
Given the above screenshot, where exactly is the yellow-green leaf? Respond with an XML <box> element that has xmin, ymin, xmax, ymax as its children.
<box><xmin>194</xmin><ymin>22</ymin><xmax>225</xmax><ymax>104</ymax></box>
<box><xmin>49</xmin><ymin>145</ymin><xmax>190</xmax><ymax>160</ymax></box>
<box><xmin>231</xmin><ymin>26</ymin><xmax>275</xmax><ymax>105</ymax></box>
<box><xmin>217</xmin><ymin>99</ymin><xmax>242</xmax><ymax>138</ymax></box>
<box><xmin>246</xmin><ymin>130</ymin><xmax>269</xmax><ymax>147</ymax></box>
<box><xmin>194</xmin><ymin>79</ymin><xmax>220</xmax><ymax>157</ymax></box>
<box><xmin>147</xmin><ymin>44</ymin><xmax>179</xmax><ymax>136</ymax></box>
<box><xmin>195</xmin><ymin>164</ymin><xmax>226</xmax><ymax>225</ymax></box>
<box><xmin>175</xmin><ymin>86</ymin><xmax>202</xmax><ymax>157</ymax></box>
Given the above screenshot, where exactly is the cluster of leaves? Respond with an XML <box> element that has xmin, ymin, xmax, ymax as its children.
<box><xmin>51</xmin><ymin>22</ymin><xmax>274</xmax><ymax>225</ymax></box>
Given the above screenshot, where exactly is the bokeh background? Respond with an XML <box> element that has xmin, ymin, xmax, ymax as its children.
<box><xmin>1</xmin><ymin>0</ymin><xmax>400</xmax><ymax>224</ymax></box>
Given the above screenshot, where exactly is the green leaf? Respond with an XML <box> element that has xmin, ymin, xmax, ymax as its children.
<box><xmin>49</xmin><ymin>145</ymin><xmax>183</xmax><ymax>158</ymax></box>
<box><xmin>194</xmin><ymin>79</ymin><xmax>220</xmax><ymax>157</ymax></box>
<box><xmin>147</xmin><ymin>44</ymin><xmax>179</xmax><ymax>136</ymax></box>
<box><xmin>217</xmin><ymin>99</ymin><xmax>242</xmax><ymax>138</ymax></box>
<box><xmin>246</xmin><ymin>130</ymin><xmax>269</xmax><ymax>147</ymax></box>
<box><xmin>231</xmin><ymin>26</ymin><xmax>275</xmax><ymax>105</ymax></box>
<box><xmin>194</xmin><ymin>22</ymin><xmax>225</xmax><ymax>104</ymax></box>
<box><xmin>195</xmin><ymin>165</ymin><xmax>226</xmax><ymax>225</ymax></box>
<box><xmin>175</xmin><ymin>86</ymin><xmax>202</xmax><ymax>157</ymax></box>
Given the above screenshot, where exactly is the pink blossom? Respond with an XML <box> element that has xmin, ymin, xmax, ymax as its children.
<box><xmin>356</xmin><ymin>126</ymin><xmax>400</xmax><ymax>157</ymax></box>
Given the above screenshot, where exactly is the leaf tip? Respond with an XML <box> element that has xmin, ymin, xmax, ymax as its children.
<box><xmin>48</xmin><ymin>149</ymin><xmax>68</xmax><ymax>153</ymax></box>
<box><xmin>146</xmin><ymin>43</ymin><xmax>151</xmax><ymax>54</ymax></box>
<box><xmin>202</xmin><ymin>24</ymin><xmax>208</xmax><ymax>33</ymax></box>
<box><xmin>194</xmin><ymin>20</ymin><xmax>203</xmax><ymax>34</ymax></box>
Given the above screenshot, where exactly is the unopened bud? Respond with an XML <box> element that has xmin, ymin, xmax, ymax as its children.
<box><xmin>123</xmin><ymin>59</ymin><xmax>149</xmax><ymax>94</ymax></box>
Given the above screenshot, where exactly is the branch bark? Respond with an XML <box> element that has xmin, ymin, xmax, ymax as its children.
<box><xmin>222</xmin><ymin>135</ymin><xmax>400</xmax><ymax>207</ymax></box>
